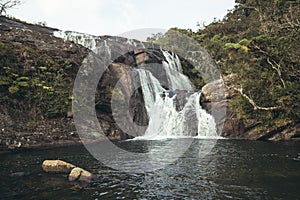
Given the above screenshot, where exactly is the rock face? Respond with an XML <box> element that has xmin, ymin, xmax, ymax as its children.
<box><xmin>202</xmin><ymin>74</ymin><xmax>237</xmax><ymax>102</ymax></box>
<box><xmin>201</xmin><ymin>74</ymin><xmax>239</xmax><ymax>136</ymax></box>
<box><xmin>94</xmin><ymin>48</ymin><xmax>176</xmax><ymax>139</ymax></box>
<box><xmin>42</xmin><ymin>160</ymin><xmax>76</xmax><ymax>173</ymax></box>
<box><xmin>0</xmin><ymin>17</ymin><xmax>161</xmax><ymax>147</ymax></box>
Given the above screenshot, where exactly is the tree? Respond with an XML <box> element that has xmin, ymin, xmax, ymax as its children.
<box><xmin>0</xmin><ymin>0</ymin><xmax>21</xmax><ymax>16</ymax></box>
<box><xmin>146</xmin><ymin>32</ymin><xmax>164</xmax><ymax>42</ymax></box>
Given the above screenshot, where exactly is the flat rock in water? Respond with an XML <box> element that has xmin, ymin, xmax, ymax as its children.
<box><xmin>42</xmin><ymin>160</ymin><xmax>75</xmax><ymax>173</ymax></box>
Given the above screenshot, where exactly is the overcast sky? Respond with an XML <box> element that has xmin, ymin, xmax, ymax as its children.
<box><xmin>9</xmin><ymin>0</ymin><xmax>235</xmax><ymax>38</ymax></box>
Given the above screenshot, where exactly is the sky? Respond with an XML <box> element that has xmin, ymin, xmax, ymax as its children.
<box><xmin>9</xmin><ymin>0</ymin><xmax>236</xmax><ymax>39</ymax></box>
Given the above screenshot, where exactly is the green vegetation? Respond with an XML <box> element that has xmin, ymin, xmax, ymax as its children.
<box><xmin>151</xmin><ymin>0</ymin><xmax>299</xmax><ymax>128</ymax></box>
<box><xmin>0</xmin><ymin>41</ymin><xmax>73</xmax><ymax>119</ymax></box>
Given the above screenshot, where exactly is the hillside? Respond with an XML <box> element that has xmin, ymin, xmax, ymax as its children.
<box><xmin>0</xmin><ymin>16</ymin><xmax>89</xmax><ymax>150</ymax></box>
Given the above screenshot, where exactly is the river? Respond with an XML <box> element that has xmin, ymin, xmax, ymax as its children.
<box><xmin>0</xmin><ymin>139</ymin><xmax>299</xmax><ymax>199</ymax></box>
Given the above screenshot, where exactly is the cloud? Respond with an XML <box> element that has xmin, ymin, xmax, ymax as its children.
<box><xmin>9</xmin><ymin>0</ymin><xmax>236</xmax><ymax>36</ymax></box>
<box><xmin>113</xmin><ymin>0</ymin><xmax>145</xmax><ymax>32</ymax></box>
<box><xmin>35</xmin><ymin>0</ymin><xmax>108</xmax><ymax>17</ymax></box>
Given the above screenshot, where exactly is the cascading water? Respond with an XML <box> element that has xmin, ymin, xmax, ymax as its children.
<box><xmin>54</xmin><ymin>31</ymin><xmax>218</xmax><ymax>139</ymax></box>
<box><xmin>137</xmin><ymin>69</ymin><xmax>164</xmax><ymax>112</ymax></box>
<box><xmin>137</xmin><ymin>51</ymin><xmax>217</xmax><ymax>138</ymax></box>
<box><xmin>54</xmin><ymin>31</ymin><xmax>98</xmax><ymax>51</ymax></box>
<box><xmin>144</xmin><ymin>92</ymin><xmax>216</xmax><ymax>138</ymax></box>
<box><xmin>54</xmin><ymin>31</ymin><xmax>112</xmax><ymax>62</ymax></box>
<box><xmin>162</xmin><ymin>51</ymin><xmax>193</xmax><ymax>91</ymax></box>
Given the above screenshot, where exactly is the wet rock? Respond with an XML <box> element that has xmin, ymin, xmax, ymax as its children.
<box><xmin>68</xmin><ymin>167</ymin><xmax>96</xmax><ymax>183</ymax></box>
<box><xmin>42</xmin><ymin>160</ymin><xmax>75</xmax><ymax>173</ymax></box>
<box><xmin>201</xmin><ymin>74</ymin><xmax>299</xmax><ymax>140</ymax></box>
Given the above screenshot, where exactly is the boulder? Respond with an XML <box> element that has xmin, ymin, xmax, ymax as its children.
<box><xmin>201</xmin><ymin>74</ymin><xmax>247</xmax><ymax>137</ymax></box>
<box><xmin>68</xmin><ymin>167</ymin><xmax>81</xmax><ymax>181</ymax></box>
<box><xmin>202</xmin><ymin>74</ymin><xmax>237</xmax><ymax>102</ymax></box>
<box><xmin>42</xmin><ymin>160</ymin><xmax>75</xmax><ymax>173</ymax></box>
<box><xmin>68</xmin><ymin>167</ymin><xmax>96</xmax><ymax>183</ymax></box>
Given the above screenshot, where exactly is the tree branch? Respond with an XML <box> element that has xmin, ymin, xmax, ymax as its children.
<box><xmin>220</xmin><ymin>74</ymin><xmax>281</xmax><ymax>111</ymax></box>
<box><xmin>239</xmin><ymin>4</ymin><xmax>260</xmax><ymax>12</ymax></box>
<box><xmin>233</xmin><ymin>85</ymin><xmax>280</xmax><ymax>111</ymax></box>
<box><xmin>233</xmin><ymin>86</ymin><xmax>280</xmax><ymax>111</ymax></box>
<box><xmin>253</xmin><ymin>44</ymin><xmax>286</xmax><ymax>88</ymax></box>
<box><xmin>266</xmin><ymin>57</ymin><xmax>286</xmax><ymax>88</ymax></box>
<box><xmin>0</xmin><ymin>0</ymin><xmax>21</xmax><ymax>15</ymax></box>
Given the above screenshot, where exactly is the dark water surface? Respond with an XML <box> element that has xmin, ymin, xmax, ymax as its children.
<box><xmin>0</xmin><ymin>139</ymin><xmax>299</xmax><ymax>200</ymax></box>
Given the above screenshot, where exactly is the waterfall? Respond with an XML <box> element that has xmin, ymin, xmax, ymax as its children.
<box><xmin>138</xmin><ymin>69</ymin><xmax>165</xmax><ymax>112</ymax></box>
<box><xmin>54</xmin><ymin>31</ymin><xmax>112</xmax><ymax>61</ymax></box>
<box><xmin>137</xmin><ymin>51</ymin><xmax>217</xmax><ymax>138</ymax></box>
<box><xmin>54</xmin><ymin>31</ymin><xmax>98</xmax><ymax>51</ymax></box>
<box><xmin>162</xmin><ymin>51</ymin><xmax>193</xmax><ymax>91</ymax></box>
<box><xmin>144</xmin><ymin>92</ymin><xmax>217</xmax><ymax>138</ymax></box>
<box><xmin>54</xmin><ymin>30</ymin><xmax>218</xmax><ymax>138</ymax></box>
<box><xmin>137</xmin><ymin>69</ymin><xmax>217</xmax><ymax>139</ymax></box>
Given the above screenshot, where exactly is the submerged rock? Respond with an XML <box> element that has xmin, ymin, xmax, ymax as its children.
<box><xmin>42</xmin><ymin>160</ymin><xmax>75</xmax><ymax>173</ymax></box>
<box><xmin>10</xmin><ymin>172</ymin><xmax>27</xmax><ymax>177</ymax></box>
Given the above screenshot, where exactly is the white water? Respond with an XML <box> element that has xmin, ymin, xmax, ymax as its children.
<box><xmin>139</xmin><ymin>90</ymin><xmax>217</xmax><ymax>139</ymax></box>
<box><xmin>54</xmin><ymin>31</ymin><xmax>98</xmax><ymax>51</ymax></box>
<box><xmin>162</xmin><ymin>51</ymin><xmax>193</xmax><ymax>91</ymax></box>
<box><xmin>54</xmin><ymin>31</ymin><xmax>111</xmax><ymax>61</ymax></box>
<box><xmin>137</xmin><ymin>53</ymin><xmax>217</xmax><ymax>139</ymax></box>
<box><xmin>138</xmin><ymin>69</ymin><xmax>165</xmax><ymax>112</ymax></box>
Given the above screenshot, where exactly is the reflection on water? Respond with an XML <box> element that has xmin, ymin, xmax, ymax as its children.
<box><xmin>0</xmin><ymin>140</ymin><xmax>299</xmax><ymax>199</ymax></box>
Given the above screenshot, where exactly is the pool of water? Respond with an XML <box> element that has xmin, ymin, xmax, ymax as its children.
<box><xmin>0</xmin><ymin>139</ymin><xmax>299</xmax><ymax>199</ymax></box>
